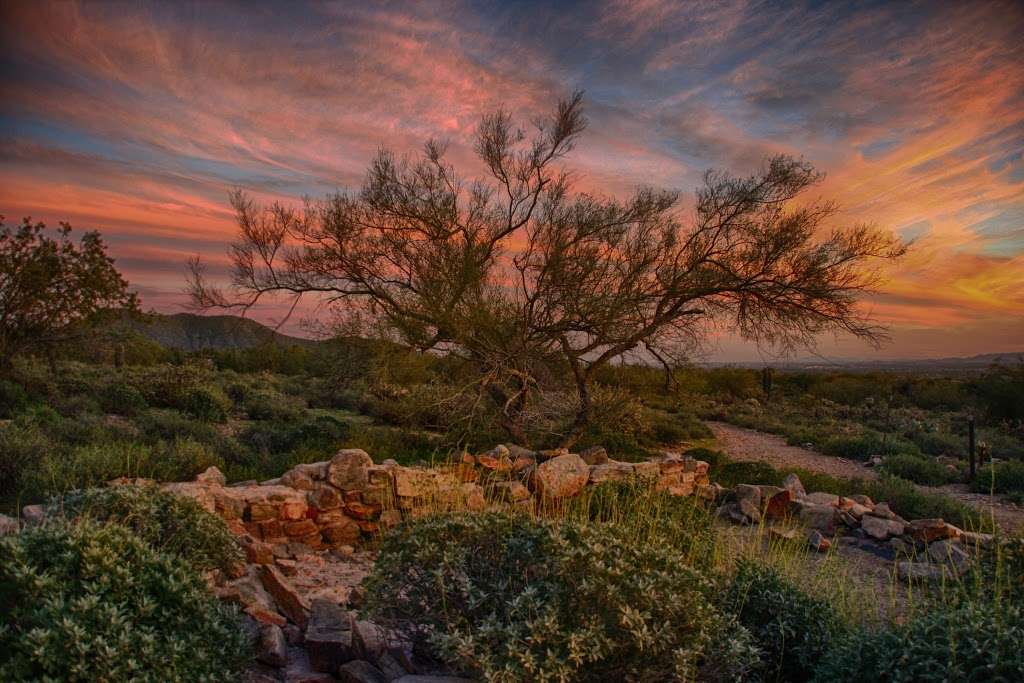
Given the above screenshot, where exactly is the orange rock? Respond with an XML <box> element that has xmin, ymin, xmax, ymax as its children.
<box><xmin>344</xmin><ymin>502</ymin><xmax>381</xmax><ymax>521</ymax></box>
<box><xmin>283</xmin><ymin>519</ymin><xmax>319</xmax><ymax>537</ymax></box>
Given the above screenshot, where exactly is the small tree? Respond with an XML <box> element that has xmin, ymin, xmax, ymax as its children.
<box><xmin>0</xmin><ymin>216</ymin><xmax>138</xmax><ymax>371</ymax></box>
<box><xmin>190</xmin><ymin>94</ymin><xmax>905</xmax><ymax>446</ymax></box>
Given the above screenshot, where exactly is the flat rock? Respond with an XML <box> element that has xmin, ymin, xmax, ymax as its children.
<box><xmin>257</xmin><ymin>625</ymin><xmax>288</xmax><ymax>667</ymax></box>
<box><xmin>260</xmin><ymin>565</ymin><xmax>310</xmax><ymax>629</ymax></box>
<box><xmin>805</xmin><ymin>492</ymin><xmax>840</xmax><ymax>506</ymax></box>
<box><xmin>782</xmin><ymin>473</ymin><xmax>806</xmax><ymax>498</ymax></box>
<box><xmin>338</xmin><ymin>660</ymin><xmax>388</xmax><ymax>683</ymax></box>
<box><xmin>733</xmin><ymin>484</ymin><xmax>762</xmax><ymax>507</ymax></box>
<box><xmin>799</xmin><ymin>504</ymin><xmax>837</xmax><ymax>533</ymax></box>
<box><xmin>305</xmin><ymin>598</ymin><xmax>356</xmax><ymax>673</ymax></box>
<box><xmin>861</xmin><ymin>514</ymin><xmax>905</xmax><ymax>541</ymax></box>
<box><xmin>328</xmin><ymin>449</ymin><xmax>373</xmax><ymax>491</ymax></box>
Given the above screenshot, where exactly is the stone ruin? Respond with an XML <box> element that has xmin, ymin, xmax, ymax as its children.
<box><xmin>160</xmin><ymin>445</ymin><xmax>711</xmax><ymax>682</ymax></box>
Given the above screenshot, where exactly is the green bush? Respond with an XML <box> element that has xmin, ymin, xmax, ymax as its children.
<box><xmin>244</xmin><ymin>389</ymin><xmax>306</xmax><ymax>422</ymax></box>
<box><xmin>0</xmin><ymin>521</ymin><xmax>249</xmax><ymax>682</ymax></box>
<box><xmin>181</xmin><ymin>386</ymin><xmax>232</xmax><ymax>422</ymax></box>
<box><xmin>99</xmin><ymin>381</ymin><xmax>148</xmax><ymax>416</ymax></box>
<box><xmin>56</xmin><ymin>484</ymin><xmax>243</xmax><ymax>572</ymax></box>
<box><xmin>879</xmin><ymin>453</ymin><xmax>959</xmax><ymax>486</ymax></box>
<box><xmin>909</xmin><ymin>429</ymin><xmax>965</xmax><ymax>458</ymax></box>
<box><xmin>811</xmin><ymin>599</ymin><xmax>1024</xmax><ymax>682</ymax></box>
<box><xmin>861</xmin><ymin>475</ymin><xmax>988</xmax><ymax>531</ymax></box>
<box><xmin>0</xmin><ymin>379</ymin><xmax>30</xmax><ymax>418</ymax></box>
<box><xmin>725</xmin><ymin>560</ymin><xmax>841</xmax><ymax>682</ymax></box>
<box><xmin>973</xmin><ymin>460</ymin><xmax>1024</xmax><ymax>495</ymax></box>
<box><xmin>820</xmin><ymin>431</ymin><xmax>918</xmax><ymax>461</ymax></box>
<box><xmin>363</xmin><ymin>513</ymin><xmax>758</xmax><ymax>682</ymax></box>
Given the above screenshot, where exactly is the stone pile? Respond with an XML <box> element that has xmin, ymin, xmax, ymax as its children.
<box><xmin>158</xmin><ymin>445</ymin><xmax>711</xmax><ymax>682</ymax></box>
<box><xmin>716</xmin><ymin>473</ymin><xmax>994</xmax><ymax>579</ymax></box>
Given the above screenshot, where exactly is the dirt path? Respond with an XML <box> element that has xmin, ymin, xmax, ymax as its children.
<box><xmin>707</xmin><ymin>421</ymin><xmax>1024</xmax><ymax>533</ymax></box>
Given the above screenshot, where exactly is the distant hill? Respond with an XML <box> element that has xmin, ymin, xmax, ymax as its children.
<box><xmin>702</xmin><ymin>351</ymin><xmax>1024</xmax><ymax>374</ymax></box>
<box><xmin>129</xmin><ymin>313</ymin><xmax>317</xmax><ymax>351</ymax></box>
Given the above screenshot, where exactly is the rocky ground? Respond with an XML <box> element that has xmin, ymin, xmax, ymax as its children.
<box><xmin>707</xmin><ymin>421</ymin><xmax>1024</xmax><ymax>533</ymax></box>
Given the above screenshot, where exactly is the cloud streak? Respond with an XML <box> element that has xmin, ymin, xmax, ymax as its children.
<box><xmin>1</xmin><ymin>0</ymin><xmax>1021</xmax><ymax>359</ymax></box>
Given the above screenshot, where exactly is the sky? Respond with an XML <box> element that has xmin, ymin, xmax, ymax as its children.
<box><xmin>1</xmin><ymin>0</ymin><xmax>1022</xmax><ymax>361</ymax></box>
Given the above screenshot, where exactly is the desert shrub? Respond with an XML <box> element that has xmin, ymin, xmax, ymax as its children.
<box><xmin>704</xmin><ymin>367</ymin><xmax>759</xmax><ymax>400</ymax></box>
<box><xmin>810</xmin><ymin>375</ymin><xmax>887</xmax><ymax>406</ymax></box>
<box><xmin>98</xmin><ymin>380</ymin><xmax>148</xmax><ymax>416</ymax></box>
<box><xmin>811</xmin><ymin>598</ymin><xmax>1024</xmax><ymax>682</ymax></box>
<box><xmin>244</xmin><ymin>389</ymin><xmax>306</xmax><ymax>422</ymax></box>
<box><xmin>649</xmin><ymin>409</ymin><xmax>713</xmax><ymax>443</ymax></box>
<box><xmin>363</xmin><ymin>513</ymin><xmax>759</xmax><ymax>682</ymax></box>
<box><xmin>342</xmin><ymin>423</ymin><xmax>443</xmax><ymax>465</ymax></box>
<box><xmin>153</xmin><ymin>436</ymin><xmax>225</xmax><ymax>480</ymax></box>
<box><xmin>0</xmin><ymin>421</ymin><xmax>54</xmax><ymax>506</ymax></box>
<box><xmin>27</xmin><ymin>441</ymin><xmax>154</xmax><ymax>497</ymax></box>
<box><xmin>131</xmin><ymin>363</ymin><xmax>207</xmax><ymax>408</ymax></box>
<box><xmin>973</xmin><ymin>460</ymin><xmax>1024</xmax><ymax>495</ymax></box>
<box><xmin>240</xmin><ymin>415</ymin><xmax>349</xmax><ymax>457</ymax></box>
<box><xmin>56</xmin><ymin>484</ymin><xmax>242</xmax><ymax>572</ymax></box>
<box><xmin>861</xmin><ymin>475</ymin><xmax>987</xmax><ymax>531</ymax></box>
<box><xmin>181</xmin><ymin>385</ymin><xmax>232</xmax><ymax>422</ymax></box>
<box><xmin>714</xmin><ymin>461</ymin><xmax>781</xmax><ymax>488</ymax></box>
<box><xmin>880</xmin><ymin>453</ymin><xmax>959</xmax><ymax>486</ymax></box>
<box><xmin>819</xmin><ymin>431</ymin><xmax>918</xmax><ymax>461</ymax></box>
<box><xmin>970</xmin><ymin>362</ymin><xmax>1024</xmax><ymax>422</ymax></box>
<box><xmin>907</xmin><ymin>379</ymin><xmax>966</xmax><ymax>410</ymax></box>
<box><xmin>0</xmin><ymin>379</ymin><xmax>30</xmax><ymax>418</ymax></box>
<box><xmin>0</xmin><ymin>521</ymin><xmax>249</xmax><ymax>682</ymax></box>
<box><xmin>724</xmin><ymin>560</ymin><xmax>841</xmax><ymax>682</ymax></box>
<box><xmin>683</xmin><ymin>446</ymin><xmax>728</xmax><ymax>470</ymax></box>
<box><xmin>909</xmin><ymin>429</ymin><xmax>965</xmax><ymax>458</ymax></box>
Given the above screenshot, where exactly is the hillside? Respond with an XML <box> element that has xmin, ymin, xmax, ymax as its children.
<box><xmin>130</xmin><ymin>313</ymin><xmax>316</xmax><ymax>351</ymax></box>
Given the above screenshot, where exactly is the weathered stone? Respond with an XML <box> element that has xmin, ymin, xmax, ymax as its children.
<box><xmin>908</xmin><ymin>518</ymin><xmax>959</xmax><ymax>543</ymax></box>
<box><xmin>353</xmin><ymin>620</ymin><xmax>388</xmax><ymax>661</ymax></box>
<box><xmin>488</xmin><ymin>480</ymin><xmax>531</xmax><ymax>502</ymax></box>
<box><xmin>960</xmin><ymin>531</ymin><xmax>996</xmax><ymax>548</ymax></box>
<box><xmin>279</xmin><ymin>500</ymin><xmax>310</xmax><ymax>521</ymax></box>
<box><xmin>276</xmin><ymin>558</ymin><xmax>299</xmax><ymax>576</ymax></box>
<box><xmin>531</xmin><ymin>453</ymin><xmax>589</xmax><ymax>499</ymax></box>
<box><xmin>0</xmin><ymin>513</ymin><xmax>18</xmax><ymax>535</ymax></box>
<box><xmin>284</xmin><ymin>519</ymin><xmax>319</xmax><ymax>538</ymax></box>
<box><xmin>377</xmin><ymin>652</ymin><xmax>409</xmax><ymax>681</ymax></box>
<box><xmin>632</xmin><ymin>461</ymin><xmax>660</xmax><ymax>481</ymax></box>
<box><xmin>337</xmin><ymin>661</ymin><xmax>388</xmax><ymax>683</ymax></box>
<box><xmin>538</xmin><ymin>447</ymin><xmax>569</xmax><ymax>461</ymax></box>
<box><xmin>588</xmin><ymin>462</ymin><xmax>634</xmax><ymax>484</ymax></box>
<box><xmin>245</xmin><ymin>605</ymin><xmax>288</xmax><ymax>627</ymax></box>
<box><xmin>249</xmin><ymin>502</ymin><xmax>278</xmax><ymax>522</ymax></box>
<box><xmin>258</xmin><ymin>519</ymin><xmax>287</xmax><ymax>543</ymax></box>
<box><xmin>196</xmin><ymin>465</ymin><xmax>227</xmax><ymax>487</ymax></box>
<box><xmin>378</xmin><ymin>509</ymin><xmax>404</xmax><ymax>529</ymax></box>
<box><xmin>284</xmin><ymin>624</ymin><xmax>304</xmax><ymax>646</ymax></box>
<box><xmin>799</xmin><ymin>504</ymin><xmax>837</xmax><ymax>533</ymax></box>
<box><xmin>806</xmin><ymin>529</ymin><xmax>831</xmax><ymax>553</ymax></box>
<box><xmin>897</xmin><ymin>561</ymin><xmax>949</xmax><ymax>582</ymax></box>
<box><xmin>861</xmin><ymin>514</ymin><xmax>905</xmax><ymax>541</ymax></box>
<box><xmin>580</xmin><ymin>445</ymin><xmax>609</xmax><ymax>466</ymax></box>
<box><xmin>394</xmin><ymin>468</ymin><xmax>430</xmax><ymax>498</ymax></box>
<box><xmin>849</xmin><ymin>494</ymin><xmax>874</xmax><ymax>507</ymax></box>
<box><xmin>327</xmin><ymin>449</ymin><xmax>373</xmax><ymax>491</ymax></box>
<box><xmin>213</xmin><ymin>489</ymin><xmax>247</xmax><ymax>519</ymax></box>
<box><xmin>782</xmin><ymin>473</ymin><xmax>806</xmax><ymax>499</ymax></box>
<box><xmin>305</xmin><ymin>599</ymin><xmax>356</xmax><ymax>673</ymax></box>
<box><xmin>459</xmin><ymin>482</ymin><xmax>486</xmax><ymax>511</ymax></box>
<box><xmin>846</xmin><ymin>502</ymin><xmax>872</xmax><ymax>520</ymax></box>
<box><xmin>281</xmin><ymin>468</ymin><xmax>317</xmax><ymax>491</ymax></box>
<box><xmin>242</xmin><ymin>536</ymin><xmax>275</xmax><ymax>564</ymax></box>
<box><xmin>927</xmin><ymin>539</ymin><xmax>972</xmax><ymax>574</ymax></box>
<box><xmin>161</xmin><ymin>482</ymin><xmax>216</xmax><ymax>512</ymax></box>
<box><xmin>257</xmin><ymin>624</ymin><xmax>288</xmax><ymax>667</ymax></box>
<box><xmin>869</xmin><ymin>502</ymin><xmax>902</xmax><ymax>522</ymax></box>
<box><xmin>764</xmin><ymin>489</ymin><xmax>793</xmax><ymax>520</ymax></box>
<box><xmin>260</xmin><ymin>565</ymin><xmax>310</xmax><ymax>629</ymax></box>
<box><xmin>889</xmin><ymin>537</ymin><xmax>914</xmax><ymax>556</ymax></box>
<box><xmin>733</xmin><ymin>484</ymin><xmax>762</xmax><ymax>508</ymax></box>
<box><xmin>309</xmin><ymin>485</ymin><xmax>342</xmax><ymax>511</ymax></box>
<box><xmin>360</xmin><ymin>485</ymin><xmax>389</xmax><ymax>506</ymax></box>
<box><xmin>285</xmin><ymin>646</ymin><xmax>337</xmax><ymax>682</ymax></box>
<box><xmin>736</xmin><ymin>497</ymin><xmax>761</xmax><ymax>524</ymax></box>
<box><xmin>805</xmin><ymin>492</ymin><xmax>840</xmax><ymax>506</ymax></box>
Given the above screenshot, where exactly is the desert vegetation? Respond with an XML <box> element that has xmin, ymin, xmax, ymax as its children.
<box><xmin>2</xmin><ymin>96</ymin><xmax>1023</xmax><ymax>682</ymax></box>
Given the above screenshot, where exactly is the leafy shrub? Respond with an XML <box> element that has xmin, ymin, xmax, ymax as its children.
<box><xmin>908</xmin><ymin>429</ymin><xmax>965</xmax><ymax>458</ymax></box>
<box><xmin>181</xmin><ymin>386</ymin><xmax>232</xmax><ymax>422</ymax></box>
<box><xmin>820</xmin><ymin>431</ymin><xmax>918</xmax><ymax>461</ymax></box>
<box><xmin>0</xmin><ymin>421</ymin><xmax>53</xmax><ymax>506</ymax></box>
<box><xmin>0</xmin><ymin>379</ymin><xmax>30</xmax><ymax>418</ymax></box>
<box><xmin>879</xmin><ymin>453</ymin><xmax>959</xmax><ymax>486</ymax></box>
<box><xmin>56</xmin><ymin>484</ymin><xmax>243</xmax><ymax>572</ymax></box>
<box><xmin>973</xmin><ymin>460</ymin><xmax>1024</xmax><ymax>495</ymax></box>
<box><xmin>244</xmin><ymin>389</ymin><xmax>306</xmax><ymax>422</ymax></box>
<box><xmin>649</xmin><ymin>410</ymin><xmax>713</xmax><ymax>443</ymax></box>
<box><xmin>0</xmin><ymin>521</ymin><xmax>249</xmax><ymax>682</ymax></box>
<box><xmin>861</xmin><ymin>475</ymin><xmax>988</xmax><ymax>531</ymax></box>
<box><xmin>27</xmin><ymin>441</ymin><xmax>154</xmax><ymax>497</ymax></box>
<box><xmin>811</xmin><ymin>599</ymin><xmax>1024</xmax><ymax>682</ymax></box>
<box><xmin>363</xmin><ymin>513</ymin><xmax>758</xmax><ymax>682</ymax></box>
<box><xmin>99</xmin><ymin>380</ymin><xmax>148</xmax><ymax>416</ymax></box>
<box><xmin>714</xmin><ymin>461</ymin><xmax>781</xmax><ymax>488</ymax></box>
<box><xmin>725</xmin><ymin>560</ymin><xmax>841</xmax><ymax>682</ymax></box>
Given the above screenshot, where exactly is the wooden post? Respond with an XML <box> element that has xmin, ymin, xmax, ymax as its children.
<box><xmin>968</xmin><ymin>416</ymin><xmax>976</xmax><ymax>481</ymax></box>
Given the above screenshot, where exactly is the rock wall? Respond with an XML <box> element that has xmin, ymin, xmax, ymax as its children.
<box><xmin>165</xmin><ymin>445</ymin><xmax>713</xmax><ymax>559</ymax></box>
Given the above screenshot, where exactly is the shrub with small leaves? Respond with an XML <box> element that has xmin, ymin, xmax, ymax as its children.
<box><xmin>724</xmin><ymin>560</ymin><xmax>842</xmax><ymax>682</ymax></box>
<box><xmin>0</xmin><ymin>520</ymin><xmax>250</xmax><ymax>682</ymax></box>
<box><xmin>98</xmin><ymin>380</ymin><xmax>148</xmax><ymax>416</ymax></box>
<box><xmin>362</xmin><ymin>512</ymin><xmax>758</xmax><ymax>682</ymax></box>
<box><xmin>181</xmin><ymin>385</ymin><xmax>232</xmax><ymax>422</ymax></box>
<box><xmin>56</xmin><ymin>484</ymin><xmax>243</xmax><ymax>572</ymax></box>
<box><xmin>811</xmin><ymin>598</ymin><xmax>1024</xmax><ymax>682</ymax></box>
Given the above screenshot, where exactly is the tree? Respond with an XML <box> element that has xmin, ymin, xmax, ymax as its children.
<box><xmin>0</xmin><ymin>216</ymin><xmax>138</xmax><ymax>370</ymax></box>
<box><xmin>189</xmin><ymin>94</ymin><xmax>905</xmax><ymax>446</ymax></box>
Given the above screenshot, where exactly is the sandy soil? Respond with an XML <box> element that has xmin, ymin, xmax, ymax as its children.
<box><xmin>707</xmin><ymin>421</ymin><xmax>1024</xmax><ymax>533</ymax></box>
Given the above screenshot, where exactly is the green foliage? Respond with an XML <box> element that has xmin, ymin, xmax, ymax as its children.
<box><xmin>811</xmin><ymin>598</ymin><xmax>1024</xmax><ymax>682</ymax></box>
<box><xmin>725</xmin><ymin>560</ymin><xmax>841</xmax><ymax>683</ymax></box>
<box><xmin>861</xmin><ymin>475</ymin><xmax>988</xmax><ymax>531</ymax></box>
<box><xmin>0</xmin><ymin>217</ymin><xmax>139</xmax><ymax>366</ymax></box>
<box><xmin>713</xmin><ymin>461</ymin><xmax>781</xmax><ymax>488</ymax></box>
<box><xmin>908</xmin><ymin>429</ymin><xmax>965</xmax><ymax>458</ymax></box>
<box><xmin>819</xmin><ymin>431</ymin><xmax>918</xmax><ymax>461</ymax></box>
<box><xmin>181</xmin><ymin>385</ymin><xmax>232</xmax><ymax>422</ymax></box>
<box><xmin>0</xmin><ymin>521</ymin><xmax>249</xmax><ymax>682</ymax></box>
<box><xmin>879</xmin><ymin>453</ymin><xmax>960</xmax><ymax>486</ymax></box>
<box><xmin>973</xmin><ymin>460</ymin><xmax>1024</xmax><ymax>495</ymax></box>
<box><xmin>0</xmin><ymin>379</ymin><xmax>30</xmax><ymax>418</ymax></box>
<box><xmin>970</xmin><ymin>362</ymin><xmax>1024</xmax><ymax>422</ymax></box>
<box><xmin>99</xmin><ymin>380</ymin><xmax>148</xmax><ymax>416</ymax></box>
<box><xmin>243</xmin><ymin>389</ymin><xmax>306</xmax><ymax>421</ymax></box>
<box><xmin>56</xmin><ymin>484</ymin><xmax>243</xmax><ymax>572</ymax></box>
<box><xmin>704</xmin><ymin>367</ymin><xmax>759</xmax><ymax>400</ymax></box>
<box><xmin>363</xmin><ymin>513</ymin><xmax>759</xmax><ymax>682</ymax></box>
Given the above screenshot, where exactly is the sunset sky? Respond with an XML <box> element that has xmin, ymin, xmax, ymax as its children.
<box><xmin>1</xmin><ymin>0</ymin><xmax>1022</xmax><ymax>361</ymax></box>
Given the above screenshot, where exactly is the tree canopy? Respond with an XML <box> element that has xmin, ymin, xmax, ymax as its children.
<box><xmin>0</xmin><ymin>216</ymin><xmax>138</xmax><ymax>369</ymax></box>
<box><xmin>190</xmin><ymin>94</ymin><xmax>905</xmax><ymax>446</ymax></box>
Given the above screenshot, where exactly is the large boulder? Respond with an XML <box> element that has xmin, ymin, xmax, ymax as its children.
<box><xmin>782</xmin><ymin>473</ymin><xmax>806</xmax><ymax>499</ymax></box>
<box><xmin>257</xmin><ymin>624</ymin><xmax>288</xmax><ymax>667</ymax></box>
<box><xmin>328</xmin><ymin>450</ymin><xmax>373</xmax><ymax>491</ymax></box>
<box><xmin>861</xmin><ymin>514</ymin><xmax>905</xmax><ymax>541</ymax></box>
<box><xmin>531</xmin><ymin>453</ymin><xmax>589</xmax><ymax>500</ymax></box>
<box><xmin>305</xmin><ymin>599</ymin><xmax>356</xmax><ymax>673</ymax></box>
